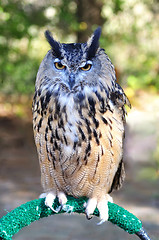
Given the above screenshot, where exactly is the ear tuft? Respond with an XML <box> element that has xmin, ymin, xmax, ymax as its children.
<box><xmin>87</xmin><ymin>27</ymin><xmax>102</xmax><ymax>60</ymax></box>
<box><xmin>45</xmin><ymin>30</ymin><xmax>62</xmax><ymax>59</ymax></box>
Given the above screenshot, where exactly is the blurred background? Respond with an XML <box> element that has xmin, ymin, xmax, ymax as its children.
<box><xmin>0</xmin><ymin>0</ymin><xmax>159</xmax><ymax>239</ymax></box>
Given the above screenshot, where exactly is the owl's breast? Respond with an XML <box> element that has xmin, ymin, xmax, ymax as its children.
<box><xmin>52</xmin><ymin>87</ymin><xmax>106</xmax><ymax>156</ymax></box>
<box><xmin>33</xmin><ymin>84</ymin><xmax>126</xmax><ymax>195</ymax></box>
<box><xmin>33</xmin><ymin>83</ymin><xmax>124</xmax><ymax>166</ymax></box>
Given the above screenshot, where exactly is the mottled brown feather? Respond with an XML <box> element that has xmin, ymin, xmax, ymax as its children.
<box><xmin>32</xmin><ymin>30</ymin><xmax>130</xmax><ymax>206</ymax></box>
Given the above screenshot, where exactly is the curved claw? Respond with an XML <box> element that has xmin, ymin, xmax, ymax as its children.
<box><xmin>44</xmin><ymin>191</ymin><xmax>57</xmax><ymax>212</ymax></box>
<box><xmin>44</xmin><ymin>191</ymin><xmax>67</xmax><ymax>213</ymax></box>
<box><xmin>85</xmin><ymin>198</ymin><xmax>97</xmax><ymax>221</ymax></box>
<box><xmin>85</xmin><ymin>194</ymin><xmax>113</xmax><ymax>224</ymax></box>
<box><xmin>97</xmin><ymin>219</ymin><xmax>106</xmax><ymax>225</ymax></box>
<box><xmin>85</xmin><ymin>212</ymin><xmax>93</xmax><ymax>220</ymax></box>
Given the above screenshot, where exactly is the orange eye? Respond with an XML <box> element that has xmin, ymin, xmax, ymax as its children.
<box><xmin>54</xmin><ymin>62</ymin><xmax>65</xmax><ymax>70</ymax></box>
<box><xmin>81</xmin><ymin>63</ymin><xmax>92</xmax><ymax>71</ymax></box>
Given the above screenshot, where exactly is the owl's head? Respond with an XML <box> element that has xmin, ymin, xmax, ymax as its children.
<box><xmin>36</xmin><ymin>27</ymin><xmax>116</xmax><ymax>94</ymax></box>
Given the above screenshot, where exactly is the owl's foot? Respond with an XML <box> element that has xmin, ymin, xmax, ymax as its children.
<box><xmin>40</xmin><ymin>191</ymin><xmax>67</xmax><ymax>213</ymax></box>
<box><xmin>85</xmin><ymin>194</ymin><xmax>113</xmax><ymax>224</ymax></box>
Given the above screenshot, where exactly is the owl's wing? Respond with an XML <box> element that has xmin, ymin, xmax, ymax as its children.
<box><xmin>108</xmin><ymin>83</ymin><xmax>130</xmax><ymax>193</ymax></box>
<box><xmin>111</xmin><ymin>83</ymin><xmax>131</xmax><ymax>113</ymax></box>
<box><xmin>108</xmin><ymin>160</ymin><xmax>125</xmax><ymax>193</ymax></box>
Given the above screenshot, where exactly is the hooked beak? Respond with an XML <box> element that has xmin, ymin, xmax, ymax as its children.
<box><xmin>68</xmin><ymin>73</ymin><xmax>75</xmax><ymax>90</ymax></box>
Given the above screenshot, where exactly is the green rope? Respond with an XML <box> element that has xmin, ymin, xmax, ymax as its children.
<box><xmin>0</xmin><ymin>196</ymin><xmax>149</xmax><ymax>240</ymax></box>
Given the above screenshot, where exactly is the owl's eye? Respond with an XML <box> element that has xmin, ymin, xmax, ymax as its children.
<box><xmin>81</xmin><ymin>63</ymin><xmax>92</xmax><ymax>71</ymax></box>
<box><xmin>54</xmin><ymin>62</ymin><xmax>65</xmax><ymax>70</ymax></box>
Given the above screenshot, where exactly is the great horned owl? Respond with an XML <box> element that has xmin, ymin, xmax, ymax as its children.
<box><xmin>32</xmin><ymin>27</ymin><xmax>130</xmax><ymax>224</ymax></box>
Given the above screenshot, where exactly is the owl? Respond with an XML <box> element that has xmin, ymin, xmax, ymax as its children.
<box><xmin>32</xmin><ymin>27</ymin><xmax>130</xmax><ymax>224</ymax></box>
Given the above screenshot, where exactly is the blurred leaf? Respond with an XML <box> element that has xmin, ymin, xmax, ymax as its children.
<box><xmin>0</xmin><ymin>0</ymin><xmax>159</xmax><ymax>94</ymax></box>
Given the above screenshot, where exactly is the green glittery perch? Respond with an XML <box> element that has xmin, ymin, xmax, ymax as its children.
<box><xmin>0</xmin><ymin>196</ymin><xmax>151</xmax><ymax>240</ymax></box>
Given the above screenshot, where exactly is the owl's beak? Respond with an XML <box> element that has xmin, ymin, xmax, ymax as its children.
<box><xmin>68</xmin><ymin>73</ymin><xmax>75</xmax><ymax>90</ymax></box>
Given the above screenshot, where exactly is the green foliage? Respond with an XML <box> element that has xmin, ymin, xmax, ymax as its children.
<box><xmin>0</xmin><ymin>0</ymin><xmax>50</xmax><ymax>94</ymax></box>
<box><xmin>127</xmin><ymin>55</ymin><xmax>159</xmax><ymax>91</ymax></box>
<box><xmin>101</xmin><ymin>0</ymin><xmax>159</xmax><ymax>90</ymax></box>
<box><xmin>0</xmin><ymin>0</ymin><xmax>159</xmax><ymax>94</ymax></box>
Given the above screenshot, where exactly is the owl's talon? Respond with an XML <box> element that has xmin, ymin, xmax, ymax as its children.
<box><xmin>50</xmin><ymin>206</ymin><xmax>59</xmax><ymax>213</ymax></box>
<box><xmin>45</xmin><ymin>191</ymin><xmax>57</xmax><ymax>212</ymax></box>
<box><xmin>39</xmin><ymin>192</ymin><xmax>58</xmax><ymax>212</ymax></box>
<box><xmin>97</xmin><ymin>219</ymin><xmax>106</xmax><ymax>225</ymax></box>
<box><xmin>55</xmin><ymin>203</ymin><xmax>64</xmax><ymax>213</ymax></box>
<box><xmin>84</xmin><ymin>200</ymin><xmax>93</xmax><ymax>220</ymax></box>
<box><xmin>44</xmin><ymin>191</ymin><xmax>67</xmax><ymax>213</ymax></box>
<box><xmin>85</xmin><ymin>213</ymin><xmax>93</xmax><ymax>220</ymax></box>
<box><xmin>57</xmin><ymin>192</ymin><xmax>67</xmax><ymax>206</ymax></box>
<box><xmin>54</xmin><ymin>205</ymin><xmax>62</xmax><ymax>213</ymax></box>
<box><xmin>85</xmin><ymin>197</ymin><xmax>97</xmax><ymax>220</ymax></box>
<box><xmin>57</xmin><ymin>192</ymin><xmax>67</xmax><ymax>211</ymax></box>
<box><xmin>97</xmin><ymin>197</ymin><xmax>110</xmax><ymax>224</ymax></box>
<box><xmin>85</xmin><ymin>195</ymin><xmax>112</xmax><ymax>224</ymax></box>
